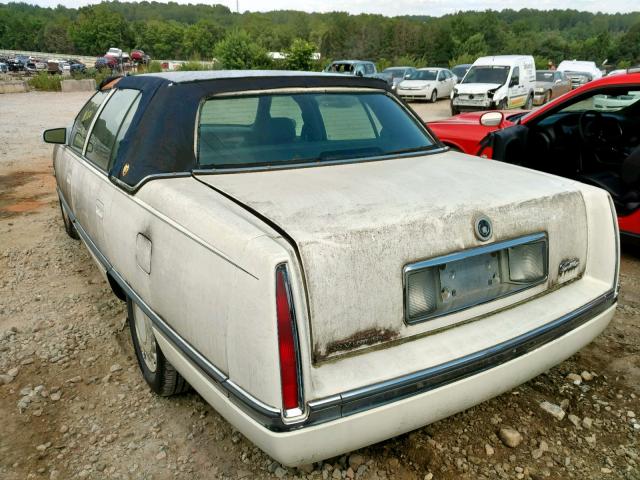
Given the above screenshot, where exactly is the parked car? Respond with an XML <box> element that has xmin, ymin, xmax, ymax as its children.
<box><xmin>557</xmin><ymin>60</ymin><xmax>603</xmax><ymax>89</ymax></box>
<box><xmin>533</xmin><ymin>70</ymin><xmax>572</xmax><ymax>105</ymax></box>
<box><xmin>66</xmin><ymin>59</ymin><xmax>87</xmax><ymax>74</ymax></box>
<box><xmin>451</xmin><ymin>55</ymin><xmax>536</xmax><ymax>115</ymax></box>
<box><xmin>428</xmin><ymin>72</ymin><xmax>640</xmax><ymax>243</ymax></box>
<box><xmin>44</xmin><ymin>70</ymin><xmax>619</xmax><ymax>466</ymax></box>
<box><xmin>451</xmin><ymin>63</ymin><xmax>472</xmax><ymax>83</ymax></box>
<box><xmin>131</xmin><ymin>49</ymin><xmax>151</xmax><ymax>65</ymax></box>
<box><xmin>95</xmin><ymin>56</ymin><xmax>118</xmax><ymax>71</ymax></box>
<box><xmin>380</xmin><ymin>66</ymin><xmax>417</xmax><ymax>91</ymax></box>
<box><xmin>396</xmin><ymin>67</ymin><xmax>456</xmax><ymax>102</ymax></box>
<box><xmin>323</xmin><ymin>60</ymin><xmax>377</xmax><ymax>77</ymax></box>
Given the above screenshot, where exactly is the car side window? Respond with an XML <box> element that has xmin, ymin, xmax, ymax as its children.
<box><xmin>70</xmin><ymin>91</ymin><xmax>108</xmax><ymax>153</ymax></box>
<box><xmin>85</xmin><ymin>89</ymin><xmax>141</xmax><ymax>171</ymax></box>
<box><xmin>511</xmin><ymin>67</ymin><xmax>520</xmax><ymax>86</ymax></box>
<box><xmin>365</xmin><ymin>63</ymin><xmax>374</xmax><ymax>75</ymax></box>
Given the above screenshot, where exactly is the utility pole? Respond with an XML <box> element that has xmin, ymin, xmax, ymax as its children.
<box><xmin>236</xmin><ymin>0</ymin><xmax>239</xmax><ymax>13</ymax></box>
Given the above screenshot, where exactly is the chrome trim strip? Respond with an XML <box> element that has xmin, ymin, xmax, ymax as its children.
<box><xmin>403</xmin><ymin>233</ymin><xmax>548</xmax><ymax>324</ymax></box>
<box><xmin>58</xmin><ymin>188</ymin><xmax>616</xmax><ymax>433</ymax></box>
<box><xmin>404</xmin><ymin>233</ymin><xmax>547</xmax><ymax>273</ymax></box>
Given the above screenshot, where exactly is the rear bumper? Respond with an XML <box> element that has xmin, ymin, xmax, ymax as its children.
<box><xmin>155</xmin><ymin>290</ymin><xmax>615</xmax><ymax>466</ymax></box>
<box><xmin>533</xmin><ymin>93</ymin><xmax>547</xmax><ymax>105</ymax></box>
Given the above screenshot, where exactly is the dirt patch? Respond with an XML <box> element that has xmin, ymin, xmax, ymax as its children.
<box><xmin>0</xmin><ymin>170</ymin><xmax>55</xmax><ymax>218</ymax></box>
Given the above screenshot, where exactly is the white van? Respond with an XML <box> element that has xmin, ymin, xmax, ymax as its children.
<box><xmin>451</xmin><ymin>55</ymin><xmax>536</xmax><ymax>115</ymax></box>
<box><xmin>557</xmin><ymin>60</ymin><xmax>603</xmax><ymax>89</ymax></box>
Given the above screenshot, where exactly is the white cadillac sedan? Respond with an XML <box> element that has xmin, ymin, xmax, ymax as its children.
<box><xmin>44</xmin><ymin>71</ymin><xmax>619</xmax><ymax>467</ymax></box>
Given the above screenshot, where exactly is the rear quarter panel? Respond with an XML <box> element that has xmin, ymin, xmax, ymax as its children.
<box><xmin>101</xmin><ymin>177</ymin><xmax>298</xmax><ymax>408</ymax></box>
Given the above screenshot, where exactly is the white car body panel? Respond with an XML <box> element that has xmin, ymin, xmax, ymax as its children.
<box><xmin>197</xmin><ymin>153</ymin><xmax>595</xmax><ymax>361</ymax></box>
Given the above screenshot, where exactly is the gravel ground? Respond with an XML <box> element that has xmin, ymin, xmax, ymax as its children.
<box><xmin>0</xmin><ymin>91</ymin><xmax>639</xmax><ymax>480</ymax></box>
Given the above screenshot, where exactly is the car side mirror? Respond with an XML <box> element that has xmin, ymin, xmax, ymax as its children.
<box><xmin>43</xmin><ymin>127</ymin><xmax>66</xmax><ymax>144</ymax></box>
<box><xmin>509</xmin><ymin>78</ymin><xmax>519</xmax><ymax>87</ymax></box>
<box><xmin>355</xmin><ymin>70</ymin><xmax>364</xmax><ymax>77</ymax></box>
<box><xmin>480</xmin><ymin>111</ymin><xmax>504</xmax><ymax>127</ymax></box>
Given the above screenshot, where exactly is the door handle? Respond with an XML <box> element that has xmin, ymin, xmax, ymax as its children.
<box><xmin>95</xmin><ymin>200</ymin><xmax>104</xmax><ymax>219</ymax></box>
<box><xmin>136</xmin><ymin>233</ymin><xmax>152</xmax><ymax>274</ymax></box>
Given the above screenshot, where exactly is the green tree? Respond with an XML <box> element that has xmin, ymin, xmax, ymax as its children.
<box><xmin>183</xmin><ymin>20</ymin><xmax>225</xmax><ymax>60</ymax></box>
<box><xmin>284</xmin><ymin>38</ymin><xmax>317</xmax><ymax>71</ymax></box>
<box><xmin>213</xmin><ymin>30</ymin><xmax>271</xmax><ymax>69</ymax></box>
<box><xmin>42</xmin><ymin>18</ymin><xmax>74</xmax><ymax>54</ymax></box>
<box><xmin>137</xmin><ymin>20</ymin><xmax>186</xmax><ymax>59</ymax></box>
<box><xmin>69</xmin><ymin>4</ymin><xmax>132</xmax><ymax>55</ymax></box>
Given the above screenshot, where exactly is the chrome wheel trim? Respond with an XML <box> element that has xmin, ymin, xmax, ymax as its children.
<box><xmin>133</xmin><ymin>304</ymin><xmax>157</xmax><ymax>372</ymax></box>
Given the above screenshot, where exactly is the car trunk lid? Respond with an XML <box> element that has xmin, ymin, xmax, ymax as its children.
<box><xmin>195</xmin><ymin>152</ymin><xmax>588</xmax><ymax>362</ymax></box>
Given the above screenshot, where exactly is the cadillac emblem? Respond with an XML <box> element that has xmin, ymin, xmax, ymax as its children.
<box><xmin>474</xmin><ymin>216</ymin><xmax>493</xmax><ymax>241</ymax></box>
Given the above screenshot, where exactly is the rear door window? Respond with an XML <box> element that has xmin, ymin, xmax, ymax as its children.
<box><xmin>70</xmin><ymin>91</ymin><xmax>108</xmax><ymax>152</ymax></box>
<box><xmin>85</xmin><ymin>89</ymin><xmax>141</xmax><ymax>171</ymax></box>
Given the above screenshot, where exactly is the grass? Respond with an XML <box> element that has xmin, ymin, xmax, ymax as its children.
<box><xmin>28</xmin><ymin>73</ymin><xmax>61</xmax><ymax>91</ymax></box>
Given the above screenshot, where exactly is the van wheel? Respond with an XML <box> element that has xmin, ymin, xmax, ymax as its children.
<box><xmin>498</xmin><ymin>99</ymin><xmax>508</xmax><ymax>110</ymax></box>
<box><xmin>450</xmin><ymin>103</ymin><xmax>459</xmax><ymax>116</ymax></box>
<box><xmin>128</xmin><ymin>298</ymin><xmax>189</xmax><ymax>396</ymax></box>
<box><xmin>524</xmin><ymin>95</ymin><xmax>533</xmax><ymax>110</ymax></box>
<box><xmin>58</xmin><ymin>196</ymin><xmax>79</xmax><ymax>240</ymax></box>
<box><xmin>430</xmin><ymin>89</ymin><xmax>438</xmax><ymax>103</ymax></box>
<box><xmin>544</xmin><ymin>91</ymin><xmax>551</xmax><ymax>104</ymax></box>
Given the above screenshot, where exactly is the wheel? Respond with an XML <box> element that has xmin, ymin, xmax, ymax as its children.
<box><xmin>544</xmin><ymin>91</ymin><xmax>551</xmax><ymax>104</ymax></box>
<box><xmin>58</xmin><ymin>196</ymin><xmax>79</xmax><ymax>240</ymax></box>
<box><xmin>524</xmin><ymin>94</ymin><xmax>533</xmax><ymax>110</ymax></box>
<box><xmin>497</xmin><ymin>99</ymin><xmax>508</xmax><ymax>110</ymax></box>
<box><xmin>430</xmin><ymin>89</ymin><xmax>438</xmax><ymax>103</ymax></box>
<box><xmin>128</xmin><ymin>298</ymin><xmax>189</xmax><ymax>396</ymax></box>
<box><xmin>450</xmin><ymin>103</ymin><xmax>459</xmax><ymax>116</ymax></box>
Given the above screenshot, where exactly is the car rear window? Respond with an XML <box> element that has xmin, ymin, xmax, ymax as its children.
<box><xmin>197</xmin><ymin>92</ymin><xmax>435</xmax><ymax>169</ymax></box>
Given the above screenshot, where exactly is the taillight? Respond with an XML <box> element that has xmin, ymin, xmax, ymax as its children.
<box><xmin>275</xmin><ymin>265</ymin><xmax>302</xmax><ymax>414</ymax></box>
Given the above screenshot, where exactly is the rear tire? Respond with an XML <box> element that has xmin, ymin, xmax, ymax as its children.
<box><xmin>524</xmin><ymin>94</ymin><xmax>533</xmax><ymax>110</ymax></box>
<box><xmin>128</xmin><ymin>298</ymin><xmax>189</xmax><ymax>396</ymax></box>
<box><xmin>430</xmin><ymin>89</ymin><xmax>438</xmax><ymax>103</ymax></box>
<box><xmin>58</xmin><ymin>196</ymin><xmax>79</xmax><ymax>240</ymax></box>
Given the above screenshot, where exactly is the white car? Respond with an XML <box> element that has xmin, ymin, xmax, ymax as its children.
<box><xmin>451</xmin><ymin>55</ymin><xmax>536</xmax><ymax>114</ymax></box>
<box><xmin>397</xmin><ymin>67</ymin><xmax>456</xmax><ymax>102</ymax></box>
<box><xmin>44</xmin><ymin>71</ymin><xmax>619</xmax><ymax>467</ymax></box>
<box><xmin>557</xmin><ymin>60</ymin><xmax>603</xmax><ymax>89</ymax></box>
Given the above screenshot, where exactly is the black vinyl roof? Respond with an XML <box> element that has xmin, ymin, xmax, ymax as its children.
<box><xmin>110</xmin><ymin>71</ymin><xmax>389</xmax><ymax>190</ymax></box>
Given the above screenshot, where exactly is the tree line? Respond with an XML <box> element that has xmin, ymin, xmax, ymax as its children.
<box><xmin>1</xmin><ymin>1</ymin><xmax>640</xmax><ymax>69</ymax></box>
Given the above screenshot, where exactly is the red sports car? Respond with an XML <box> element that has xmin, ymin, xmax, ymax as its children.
<box><xmin>428</xmin><ymin>72</ymin><xmax>640</xmax><ymax>244</ymax></box>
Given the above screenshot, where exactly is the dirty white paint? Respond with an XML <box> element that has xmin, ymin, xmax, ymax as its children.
<box><xmin>198</xmin><ymin>151</ymin><xmax>594</xmax><ymax>360</ymax></box>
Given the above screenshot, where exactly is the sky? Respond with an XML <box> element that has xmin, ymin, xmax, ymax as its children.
<box><xmin>5</xmin><ymin>0</ymin><xmax>639</xmax><ymax>17</ymax></box>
